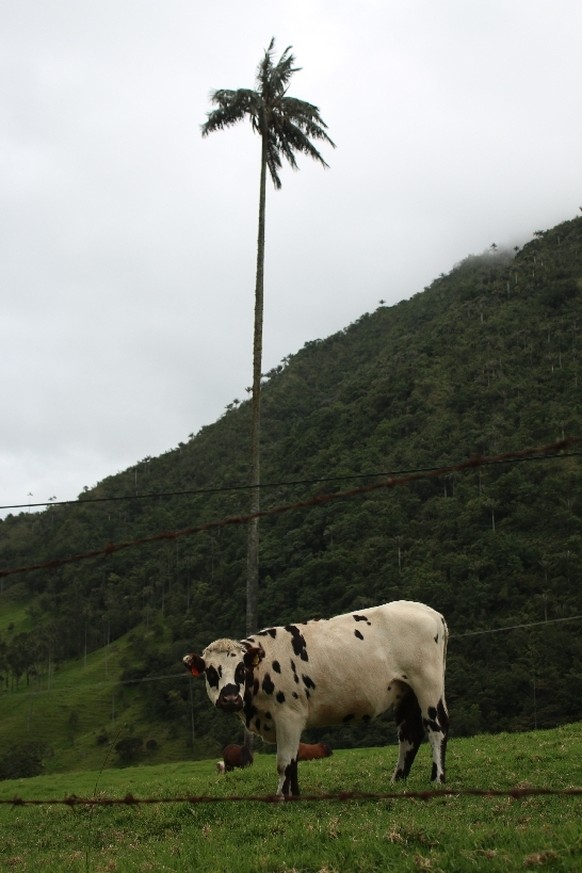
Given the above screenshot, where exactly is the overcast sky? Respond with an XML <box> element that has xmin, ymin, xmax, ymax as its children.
<box><xmin>1</xmin><ymin>0</ymin><xmax>581</xmax><ymax>515</ymax></box>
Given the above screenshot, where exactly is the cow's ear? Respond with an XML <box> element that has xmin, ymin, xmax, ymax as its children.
<box><xmin>183</xmin><ymin>653</ymin><xmax>205</xmax><ymax>677</ymax></box>
<box><xmin>243</xmin><ymin>646</ymin><xmax>264</xmax><ymax>670</ymax></box>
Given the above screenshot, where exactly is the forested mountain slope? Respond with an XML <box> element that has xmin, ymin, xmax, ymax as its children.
<box><xmin>1</xmin><ymin>216</ymin><xmax>581</xmax><ymax>768</ymax></box>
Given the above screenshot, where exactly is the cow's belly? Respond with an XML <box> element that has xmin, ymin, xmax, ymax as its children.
<box><xmin>304</xmin><ymin>677</ymin><xmax>408</xmax><ymax>728</ymax></box>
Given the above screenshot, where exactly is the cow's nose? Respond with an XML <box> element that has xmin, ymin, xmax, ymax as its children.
<box><xmin>217</xmin><ymin>684</ymin><xmax>243</xmax><ymax>712</ymax></box>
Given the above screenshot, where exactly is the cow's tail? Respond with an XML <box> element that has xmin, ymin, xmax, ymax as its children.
<box><xmin>441</xmin><ymin>615</ymin><xmax>449</xmax><ymax>679</ymax></box>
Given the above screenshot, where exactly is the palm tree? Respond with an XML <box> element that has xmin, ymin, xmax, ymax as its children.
<box><xmin>202</xmin><ymin>38</ymin><xmax>334</xmax><ymax>634</ymax></box>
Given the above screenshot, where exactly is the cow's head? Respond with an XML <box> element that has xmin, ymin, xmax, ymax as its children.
<box><xmin>183</xmin><ymin>638</ymin><xmax>264</xmax><ymax>713</ymax></box>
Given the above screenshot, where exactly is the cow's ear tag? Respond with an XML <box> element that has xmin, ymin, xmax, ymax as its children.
<box><xmin>244</xmin><ymin>646</ymin><xmax>264</xmax><ymax>669</ymax></box>
<box><xmin>183</xmin><ymin>654</ymin><xmax>205</xmax><ymax>677</ymax></box>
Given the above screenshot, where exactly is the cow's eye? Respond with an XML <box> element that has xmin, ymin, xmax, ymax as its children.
<box><xmin>234</xmin><ymin>663</ymin><xmax>246</xmax><ymax>685</ymax></box>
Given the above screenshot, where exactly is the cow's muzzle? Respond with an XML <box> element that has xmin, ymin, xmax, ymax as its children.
<box><xmin>217</xmin><ymin>684</ymin><xmax>243</xmax><ymax>712</ymax></box>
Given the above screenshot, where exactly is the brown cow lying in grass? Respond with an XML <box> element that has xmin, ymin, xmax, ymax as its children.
<box><xmin>216</xmin><ymin>740</ymin><xmax>330</xmax><ymax>773</ymax></box>
<box><xmin>216</xmin><ymin>742</ymin><xmax>254</xmax><ymax>774</ymax></box>
<box><xmin>297</xmin><ymin>741</ymin><xmax>332</xmax><ymax>761</ymax></box>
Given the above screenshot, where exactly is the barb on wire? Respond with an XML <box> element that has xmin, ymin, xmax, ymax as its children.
<box><xmin>3</xmin><ymin>785</ymin><xmax>582</xmax><ymax>807</ymax></box>
<box><xmin>1</xmin><ymin>437</ymin><xmax>580</xmax><ymax>580</ymax></box>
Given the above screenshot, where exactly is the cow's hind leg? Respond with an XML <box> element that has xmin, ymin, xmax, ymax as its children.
<box><xmin>420</xmin><ymin>696</ymin><xmax>449</xmax><ymax>783</ymax></box>
<box><xmin>392</xmin><ymin>688</ymin><xmax>424</xmax><ymax>781</ymax></box>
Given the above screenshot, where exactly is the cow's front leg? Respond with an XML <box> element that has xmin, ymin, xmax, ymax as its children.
<box><xmin>278</xmin><ymin>755</ymin><xmax>299</xmax><ymax>797</ymax></box>
<box><xmin>275</xmin><ymin>720</ymin><xmax>303</xmax><ymax>798</ymax></box>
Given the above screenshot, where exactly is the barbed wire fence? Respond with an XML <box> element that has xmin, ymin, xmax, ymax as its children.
<box><xmin>2</xmin><ymin>786</ymin><xmax>582</xmax><ymax>807</ymax></box>
<box><xmin>1</xmin><ymin>437</ymin><xmax>580</xmax><ymax>581</ymax></box>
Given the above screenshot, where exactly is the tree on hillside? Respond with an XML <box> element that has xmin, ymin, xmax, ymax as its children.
<box><xmin>201</xmin><ymin>38</ymin><xmax>334</xmax><ymax>633</ymax></box>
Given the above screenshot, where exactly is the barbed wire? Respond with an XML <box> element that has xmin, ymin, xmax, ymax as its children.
<box><xmin>2</xmin><ymin>448</ymin><xmax>581</xmax><ymax>513</ymax></box>
<box><xmin>2</xmin><ymin>786</ymin><xmax>582</xmax><ymax>807</ymax></box>
<box><xmin>5</xmin><ymin>612</ymin><xmax>577</xmax><ymax>704</ymax></box>
<box><xmin>452</xmin><ymin>614</ymin><xmax>582</xmax><ymax>638</ymax></box>
<box><xmin>1</xmin><ymin>436</ymin><xmax>580</xmax><ymax>580</ymax></box>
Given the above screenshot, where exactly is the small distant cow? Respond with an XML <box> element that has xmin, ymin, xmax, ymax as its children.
<box><xmin>218</xmin><ymin>742</ymin><xmax>254</xmax><ymax>773</ymax></box>
<box><xmin>184</xmin><ymin>600</ymin><xmax>449</xmax><ymax>797</ymax></box>
<box><xmin>298</xmin><ymin>741</ymin><xmax>332</xmax><ymax>761</ymax></box>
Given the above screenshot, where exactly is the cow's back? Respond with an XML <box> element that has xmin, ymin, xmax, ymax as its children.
<box><xmin>300</xmin><ymin>600</ymin><xmax>446</xmax><ymax>674</ymax></box>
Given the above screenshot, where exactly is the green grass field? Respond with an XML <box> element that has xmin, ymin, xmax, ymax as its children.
<box><xmin>1</xmin><ymin>722</ymin><xmax>581</xmax><ymax>872</ymax></box>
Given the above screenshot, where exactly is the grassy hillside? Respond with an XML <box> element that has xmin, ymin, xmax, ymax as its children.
<box><xmin>0</xmin><ymin>622</ymin><xmax>218</xmax><ymax>776</ymax></box>
<box><xmin>1</xmin><ymin>724</ymin><xmax>581</xmax><ymax>872</ymax></box>
<box><xmin>1</xmin><ymin>215</ymin><xmax>581</xmax><ymax>771</ymax></box>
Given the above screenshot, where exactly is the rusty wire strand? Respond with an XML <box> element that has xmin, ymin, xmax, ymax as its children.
<box><xmin>2</xmin><ymin>786</ymin><xmax>582</xmax><ymax>807</ymax></box>
<box><xmin>1</xmin><ymin>437</ymin><xmax>580</xmax><ymax>580</ymax></box>
<box><xmin>3</xmin><ymin>448</ymin><xmax>581</xmax><ymax>513</ymax></box>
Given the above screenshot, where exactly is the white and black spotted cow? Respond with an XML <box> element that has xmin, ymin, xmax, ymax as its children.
<box><xmin>183</xmin><ymin>600</ymin><xmax>449</xmax><ymax>797</ymax></box>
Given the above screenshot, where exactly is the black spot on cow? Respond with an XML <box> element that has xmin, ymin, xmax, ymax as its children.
<box><xmin>262</xmin><ymin>674</ymin><xmax>275</xmax><ymax>695</ymax></box>
<box><xmin>285</xmin><ymin>625</ymin><xmax>309</xmax><ymax>662</ymax></box>
<box><xmin>290</xmin><ymin>660</ymin><xmax>300</xmax><ymax>683</ymax></box>
<box><xmin>354</xmin><ymin>629</ymin><xmax>364</xmax><ymax>640</ymax></box>
<box><xmin>434</xmin><ymin>634</ymin><xmax>439</xmax><ymax>644</ymax></box>
<box><xmin>276</xmin><ymin>691</ymin><xmax>286</xmax><ymax>704</ymax></box>
<box><xmin>234</xmin><ymin>663</ymin><xmax>246</xmax><ymax>685</ymax></box>
<box><xmin>206</xmin><ymin>666</ymin><xmax>219</xmax><ymax>689</ymax></box>
<box><xmin>423</xmin><ymin>705</ymin><xmax>443</xmax><ymax>734</ymax></box>
<box><xmin>292</xmin><ymin>691</ymin><xmax>299</xmax><ymax>699</ymax></box>
<box><xmin>253</xmin><ymin>677</ymin><xmax>260</xmax><ymax>695</ymax></box>
<box><xmin>243</xmin><ymin>702</ymin><xmax>257</xmax><ymax>726</ymax></box>
<box><xmin>342</xmin><ymin>713</ymin><xmax>355</xmax><ymax>723</ymax></box>
<box><xmin>302</xmin><ymin>674</ymin><xmax>316</xmax><ymax>690</ymax></box>
<box><xmin>257</xmin><ymin>628</ymin><xmax>278</xmax><ymax>638</ymax></box>
<box><xmin>353</xmin><ymin>614</ymin><xmax>372</xmax><ymax>625</ymax></box>
<box><xmin>272</xmin><ymin>660</ymin><xmax>281</xmax><ymax>674</ymax></box>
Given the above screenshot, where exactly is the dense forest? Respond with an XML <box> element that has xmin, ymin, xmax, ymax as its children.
<box><xmin>1</xmin><ymin>215</ymin><xmax>581</xmax><ymax>768</ymax></box>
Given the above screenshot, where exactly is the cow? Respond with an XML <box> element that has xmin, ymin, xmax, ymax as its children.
<box><xmin>183</xmin><ymin>600</ymin><xmax>449</xmax><ymax>797</ymax></box>
<box><xmin>221</xmin><ymin>742</ymin><xmax>254</xmax><ymax>772</ymax></box>
<box><xmin>297</xmin><ymin>741</ymin><xmax>332</xmax><ymax>761</ymax></box>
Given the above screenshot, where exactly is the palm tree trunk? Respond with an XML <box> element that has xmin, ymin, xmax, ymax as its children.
<box><xmin>246</xmin><ymin>134</ymin><xmax>267</xmax><ymax>635</ymax></box>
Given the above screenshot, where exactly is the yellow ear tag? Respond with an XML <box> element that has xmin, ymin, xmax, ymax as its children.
<box><xmin>252</xmin><ymin>653</ymin><xmax>261</xmax><ymax>668</ymax></box>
